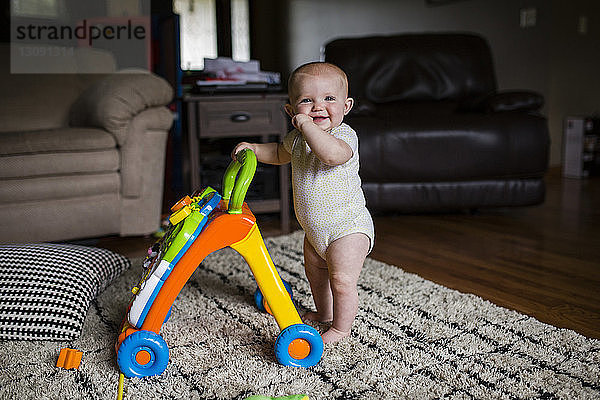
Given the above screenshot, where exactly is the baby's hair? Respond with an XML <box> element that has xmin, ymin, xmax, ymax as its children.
<box><xmin>288</xmin><ymin>61</ymin><xmax>349</xmax><ymax>99</ymax></box>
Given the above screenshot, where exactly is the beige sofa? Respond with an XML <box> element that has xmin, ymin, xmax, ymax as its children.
<box><xmin>0</xmin><ymin>45</ymin><xmax>174</xmax><ymax>243</ymax></box>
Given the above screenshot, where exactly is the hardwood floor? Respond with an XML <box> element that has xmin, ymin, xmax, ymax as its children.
<box><xmin>369</xmin><ymin>169</ymin><xmax>600</xmax><ymax>339</ymax></box>
<box><xmin>97</xmin><ymin>168</ymin><xmax>600</xmax><ymax>339</ymax></box>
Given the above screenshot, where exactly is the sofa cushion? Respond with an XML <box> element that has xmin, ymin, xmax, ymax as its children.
<box><xmin>0</xmin><ymin>126</ymin><xmax>119</xmax><ymax>179</ymax></box>
<box><xmin>351</xmin><ymin>110</ymin><xmax>549</xmax><ymax>182</ymax></box>
<box><xmin>0</xmin><ymin>174</ymin><xmax>119</xmax><ymax>203</ymax></box>
<box><xmin>325</xmin><ymin>33</ymin><xmax>497</xmax><ymax>103</ymax></box>
<box><xmin>0</xmin><ymin>150</ymin><xmax>119</xmax><ymax>179</ymax></box>
<box><xmin>0</xmin><ymin>194</ymin><xmax>121</xmax><ymax>243</ymax></box>
<box><xmin>0</xmin><ymin>43</ymin><xmax>114</xmax><ymax>132</ymax></box>
<box><xmin>0</xmin><ymin>127</ymin><xmax>116</xmax><ymax>156</ymax></box>
<box><xmin>0</xmin><ymin>75</ymin><xmax>84</xmax><ymax>132</ymax></box>
<box><xmin>0</xmin><ymin>243</ymin><xmax>130</xmax><ymax>340</ymax></box>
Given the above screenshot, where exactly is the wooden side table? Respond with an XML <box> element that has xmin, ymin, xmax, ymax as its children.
<box><xmin>183</xmin><ymin>93</ymin><xmax>290</xmax><ymax>232</ymax></box>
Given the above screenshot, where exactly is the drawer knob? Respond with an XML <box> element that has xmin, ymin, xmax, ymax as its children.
<box><xmin>230</xmin><ymin>112</ymin><xmax>251</xmax><ymax>122</ymax></box>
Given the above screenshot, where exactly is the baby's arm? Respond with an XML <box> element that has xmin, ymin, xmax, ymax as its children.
<box><xmin>231</xmin><ymin>142</ymin><xmax>290</xmax><ymax>165</ymax></box>
<box><xmin>292</xmin><ymin>114</ymin><xmax>352</xmax><ymax>166</ymax></box>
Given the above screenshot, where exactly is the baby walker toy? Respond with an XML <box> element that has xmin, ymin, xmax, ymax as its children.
<box><xmin>115</xmin><ymin>149</ymin><xmax>324</xmax><ymax>378</ymax></box>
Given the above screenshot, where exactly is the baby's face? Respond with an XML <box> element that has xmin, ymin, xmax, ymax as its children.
<box><xmin>287</xmin><ymin>71</ymin><xmax>353</xmax><ymax>133</ymax></box>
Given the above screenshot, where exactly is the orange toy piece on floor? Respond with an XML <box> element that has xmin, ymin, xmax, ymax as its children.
<box><xmin>115</xmin><ymin>149</ymin><xmax>324</xmax><ymax>378</ymax></box>
<box><xmin>57</xmin><ymin>348</ymin><xmax>83</xmax><ymax>370</ymax></box>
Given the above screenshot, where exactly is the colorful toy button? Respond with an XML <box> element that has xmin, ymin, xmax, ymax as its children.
<box><xmin>169</xmin><ymin>205</ymin><xmax>192</xmax><ymax>225</ymax></box>
<box><xmin>171</xmin><ymin>195</ymin><xmax>192</xmax><ymax>212</ymax></box>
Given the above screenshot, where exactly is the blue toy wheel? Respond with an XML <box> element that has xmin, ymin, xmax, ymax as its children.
<box><xmin>254</xmin><ymin>280</ymin><xmax>293</xmax><ymax>313</ymax></box>
<box><xmin>117</xmin><ymin>330</ymin><xmax>169</xmax><ymax>378</ymax></box>
<box><xmin>274</xmin><ymin>324</ymin><xmax>323</xmax><ymax>368</ymax></box>
<box><xmin>254</xmin><ymin>288</ymin><xmax>267</xmax><ymax>312</ymax></box>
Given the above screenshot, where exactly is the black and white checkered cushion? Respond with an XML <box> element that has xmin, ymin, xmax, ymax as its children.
<box><xmin>0</xmin><ymin>244</ymin><xmax>130</xmax><ymax>340</ymax></box>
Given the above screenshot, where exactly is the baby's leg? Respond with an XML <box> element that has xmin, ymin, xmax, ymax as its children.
<box><xmin>323</xmin><ymin>232</ymin><xmax>370</xmax><ymax>344</ymax></box>
<box><xmin>302</xmin><ymin>235</ymin><xmax>333</xmax><ymax>323</ymax></box>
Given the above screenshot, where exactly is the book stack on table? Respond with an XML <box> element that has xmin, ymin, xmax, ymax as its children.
<box><xmin>193</xmin><ymin>57</ymin><xmax>281</xmax><ymax>94</ymax></box>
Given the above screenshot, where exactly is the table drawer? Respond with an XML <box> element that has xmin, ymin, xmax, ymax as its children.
<box><xmin>196</xmin><ymin>99</ymin><xmax>286</xmax><ymax>137</ymax></box>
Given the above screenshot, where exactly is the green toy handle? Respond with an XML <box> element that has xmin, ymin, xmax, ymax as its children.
<box><xmin>222</xmin><ymin>148</ymin><xmax>257</xmax><ymax>214</ymax></box>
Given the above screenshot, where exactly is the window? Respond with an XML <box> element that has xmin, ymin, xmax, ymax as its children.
<box><xmin>231</xmin><ymin>0</ymin><xmax>249</xmax><ymax>62</ymax></box>
<box><xmin>174</xmin><ymin>0</ymin><xmax>217</xmax><ymax>70</ymax></box>
<box><xmin>174</xmin><ymin>0</ymin><xmax>250</xmax><ymax>71</ymax></box>
<box><xmin>11</xmin><ymin>0</ymin><xmax>62</xmax><ymax>18</ymax></box>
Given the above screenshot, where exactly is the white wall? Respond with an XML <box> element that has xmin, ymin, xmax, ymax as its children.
<box><xmin>285</xmin><ymin>0</ymin><xmax>600</xmax><ymax>167</ymax></box>
<box><xmin>548</xmin><ymin>0</ymin><xmax>600</xmax><ymax>167</ymax></box>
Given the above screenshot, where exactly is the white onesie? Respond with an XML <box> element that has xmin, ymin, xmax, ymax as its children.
<box><xmin>283</xmin><ymin>123</ymin><xmax>374</xmax><ymax>260</ymax></box>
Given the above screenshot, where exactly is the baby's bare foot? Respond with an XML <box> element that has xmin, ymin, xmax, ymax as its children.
<box><xmin>321</xmin><ymin>327</ymin><xmax>350</xmax><ymax>344</ymax></box>
<box><xmin>303</xmin><ymin>311</ymin><xmax>333</xmax><ymax>323</ymax></box>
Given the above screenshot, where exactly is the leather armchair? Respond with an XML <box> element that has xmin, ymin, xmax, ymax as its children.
<box><xmin>325</xmin><ymin>33</ymin><xmax>550</xmax><ymax>212</ymax></box>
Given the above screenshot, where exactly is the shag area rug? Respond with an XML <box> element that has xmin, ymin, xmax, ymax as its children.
<box><xmin>1</xmin><ymin>231</ymin><xmax>599</xmax><ymax>400</ymax></box>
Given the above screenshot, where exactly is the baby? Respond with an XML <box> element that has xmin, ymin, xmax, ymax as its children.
<box><xmin>232</xmin><ymin>62</ymin><xmax>374</xmax><ymax>344</ymax></box>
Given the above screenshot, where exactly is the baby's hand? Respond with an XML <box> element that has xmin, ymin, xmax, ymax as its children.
<box><xmin>291</xmin><ymin>114</ymin><xmax>314</xmax><ymax>132</ymax></box>
<box><xmin>231</xmin><ymin>142</ymin><xmax>255</xmax><ymax>161</ymax></box>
